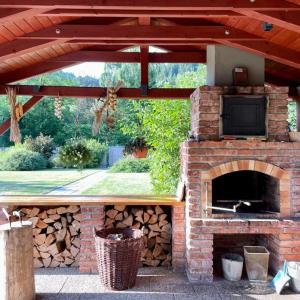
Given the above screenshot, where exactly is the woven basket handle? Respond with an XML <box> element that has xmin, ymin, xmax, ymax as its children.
<box><xmin>93</xmin><ymin>227</ymin><xmax>97</xmax><ymax>237</ymax></box>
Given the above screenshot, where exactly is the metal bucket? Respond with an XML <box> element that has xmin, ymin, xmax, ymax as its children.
<box><xmin>244</xmin><ymin>246</ymin><xmax>270</xmax><ymax>282</ymax></box>
<box><xmin>287</xmin><ymin>261</ymin><xmax>300</xmax><ymax>293</ymax></box>
<box><xmin>222</xmin><ymin>253</ymin><xmax>244</xmax><ymax>281</ymax></box>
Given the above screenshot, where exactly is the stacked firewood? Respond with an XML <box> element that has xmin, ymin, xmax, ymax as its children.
<box><xmin>21</xmin><ymin>206</ymin><xmax>81</xmax><ymax>268</ymax></box>
<box><xmin>105</xmin><ymin>205</ymin><xmax>172</xmax><ymax>267</ymax></box>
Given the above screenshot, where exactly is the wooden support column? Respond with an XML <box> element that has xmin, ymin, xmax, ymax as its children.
<box><xmin>0</xmin><ymin>96</ymin><xmax>43</xmax><ymax>136</ymax></box>
<box><xmin>140</xmin><ymin>45</ymin><xmax>149</xmax><ymax>96</ymax></box>
<box><xmin>139</xmin><ymin>17</ymin><xmax>150</xmax><ymax>96</ymax></box>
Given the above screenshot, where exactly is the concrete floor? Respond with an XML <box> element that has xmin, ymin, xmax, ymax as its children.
<box><xmin>35</xmin><ymin>267</ymin><xmax>299</xmax><ymax>300</ymax></box>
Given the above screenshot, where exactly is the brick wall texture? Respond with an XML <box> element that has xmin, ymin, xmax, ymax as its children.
<box><xmin>182</xmin><ymin>85</ymin><xmax>300</xmax><ymax>282</ymax></box>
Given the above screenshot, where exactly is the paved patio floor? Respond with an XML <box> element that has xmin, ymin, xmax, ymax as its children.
<box><xmin>35</xmin><ymin>267</ymin><xmax>299</xmax><ymax>300</ymax></box>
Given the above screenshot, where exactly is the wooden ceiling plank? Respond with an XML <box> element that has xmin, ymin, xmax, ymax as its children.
<box><xmin>18</xmin><ymin>24</ymin><xmax>264</xmax><ymax>40</ymax></box>
<box><xmin>0</xmin><ymin>0</ymin><xmax>298</xmax><ymax>10</ymax></box>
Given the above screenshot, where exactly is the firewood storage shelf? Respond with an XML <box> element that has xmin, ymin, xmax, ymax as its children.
<box><xmin>0</xmin><ymin>195</ymin><xmax>183</xmax><ymax>207</ymax></box>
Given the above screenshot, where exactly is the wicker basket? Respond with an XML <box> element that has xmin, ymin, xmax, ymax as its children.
<box><xmin>289</xmin><ymin>132</ymin><xmax>300</xmax><ymax>142</ymax></box>
<box><xmin>94</xmin><ymin>228</ymin><xmax>144</xmax><ymax>290</ymax></box>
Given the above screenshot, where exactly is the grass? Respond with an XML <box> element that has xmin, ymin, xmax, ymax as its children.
<box><xmin>0</xmin><ymin>169</ymin><xmax>96</xmax><ymax>195</ymax></box>
<box><xmin>82</xmin><ymin>173</ymin><xmax>154</xmax><ymax>195</ymax></box>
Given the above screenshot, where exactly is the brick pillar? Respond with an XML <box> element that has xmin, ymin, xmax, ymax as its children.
<box><xmin>80</xmin><ymin>205</ymin><xmax>105</xmax><ymax>273</ymax></box>
<box><xmin>186</xmin><ymin>220</ymin><xmax>213</xmax><ymax>283</ymax></box>
<box><xmin>172</xmin><ymin>205</ymin><xmax>185</xmax><ymax>271</ymax></box>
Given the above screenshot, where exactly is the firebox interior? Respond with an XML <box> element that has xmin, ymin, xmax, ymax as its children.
<box><xmin>212</xmin><ymin>171</ymin><xmax>280</xmax><ymax>214</ymax></box>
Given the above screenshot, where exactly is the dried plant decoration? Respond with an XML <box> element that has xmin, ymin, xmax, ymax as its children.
<box><xmin>6</xmin><ymin>86</ymin><xmax>21</xmax><ymax>144</ymax></box>
<box><xmin>92</xmin><ymin>80</ymin><xmax>123</xmax><ymax>136</ymax></box>
<box><xmin>54</xmin><ymin>95</ymin><xmax>62</xmax><ymax>119</ymax></box>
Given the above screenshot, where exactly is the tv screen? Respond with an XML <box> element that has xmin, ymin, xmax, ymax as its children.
<box><xmin>222</xmin><ymin>96</ymin><xmax>267</xmax><ymax>136</ymax></box>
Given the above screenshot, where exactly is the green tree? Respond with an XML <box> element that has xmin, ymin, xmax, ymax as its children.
<box><xmin>140</xmin><ymin>65</ymin><xmax>206</xmax><ymax>193</ymax></box>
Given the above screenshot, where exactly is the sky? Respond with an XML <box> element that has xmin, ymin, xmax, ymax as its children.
<box><xmin>63</xmin><ymin>62</ymin><xmax>105</xmax><ymax>78</ymax></box>
<box><xmin>62</xmin><ymin>47</ymin><xmax>165</xmax><ymax>78</ymax></box>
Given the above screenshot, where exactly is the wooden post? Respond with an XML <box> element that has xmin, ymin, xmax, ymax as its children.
<box><xmin>0</xmin><ymin>221</ymin><xmax>35</xmax><ymax>300</ymax></box>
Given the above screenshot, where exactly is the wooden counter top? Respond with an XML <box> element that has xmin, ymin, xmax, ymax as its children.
<box><xmin>0</xmin><ymin>195</ymin><xmax>184</xmax><ymax>207</ymax></box>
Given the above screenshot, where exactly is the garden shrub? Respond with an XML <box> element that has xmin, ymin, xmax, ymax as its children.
<box><xmin>58</xmin><ymin>139</ymin><xmax>91</xmax><ymax>169</ymax></box>
<box><xmin>24</xmin><ymin>133</ymin><xmax>56</xmax><ymax>160</ymax></box>
<box><xmin>83</xmin><ymin>139</ymin><xmax>108</xmax><ymax>168</ymax></box>
<box><xmin>0</xmin><ymin>147</ymin><xmax>47</xmax><ymax>171</ymax></box>
<box><xmin>109</xmin><ymin>157</ymin><xmax>150</xmax><ymax>173</ymax></box>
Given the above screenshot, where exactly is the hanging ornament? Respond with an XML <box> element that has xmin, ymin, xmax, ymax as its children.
<box><xmin>91</xmin><ymin>80</ymin><xmax>123</xmax><ymax>136</ymax></box>
<box><xmin>54</xmin><ymin>95</ymin><xmax>62</xmax><ymax>119</ymax></box>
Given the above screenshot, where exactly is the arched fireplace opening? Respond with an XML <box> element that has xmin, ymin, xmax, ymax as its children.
<box><xmin>212</xmin><ymin>171</ymin><xmax>280</xmax><ymax>215</ymax></box>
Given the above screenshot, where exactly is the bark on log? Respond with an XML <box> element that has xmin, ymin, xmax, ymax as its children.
<box><xmin>0</xmin><ymin>221</ymin><xmax>35</xmax><ymax>300</ymax></box>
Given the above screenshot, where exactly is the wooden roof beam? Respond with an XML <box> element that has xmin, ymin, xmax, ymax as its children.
<box><xmin>0</xmin><ymin>0</ymin><xmax>298</xmax><ymax>11</ymax></box>
<box><xmin>0</xmin><ymin>39</ymin><xmax>68</xmax><ymax>61</ymax></box>
<box><xmin>69</xmin><ymin>40</ymin><xmax>215</xmax><ymax>46</ymax></box>
<box><xmin>0</xmin><ymin>85</ymin><xmax>194</xmax><ymax>99</ymax></box>
<box><xmin>0</xmin><ymin>96</ymin><xmax>43</xmax><ymax>136</ymax></box>
<box><xmin>49</xmin><ymin>50</ymin><xmax>206</xmax><ymax>63</ymax></box>
<box><xmin>234</xmin><ymin>9</ymin><xmax>300</xmax><ymax>33</ymax></box>
<box><xmin>41</xmin><ymin>9</ymin><xmax>243</xmax><ymax>18</ymax></box>
<box><xmin>0</xmin><ymin>8</ymin><xmax>49</xmax><ymax>24</ymax></box>
<box><xmin>0</xmin><ymin>61</ymin><xmax>76</xmax><ymax>84</ymax></box>
<box><xmin>18</xmin><ymin>25</ymin><xmax>263</xmax><ymax>41</ymax></box>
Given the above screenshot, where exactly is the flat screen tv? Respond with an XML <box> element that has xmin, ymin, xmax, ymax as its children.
<box><xmin>221</xmin><ymin>95</ymin><xmax>267</xmax><ymax>137</ymax></box>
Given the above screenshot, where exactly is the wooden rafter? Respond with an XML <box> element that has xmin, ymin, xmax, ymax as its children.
<box><xmin>49</xmin><ymin>51</ymin><xmax>206</xmax><ymax>63</ymax></box>
<box><xmin>18</xmin><ymin>25</ymin><xmax>263</xmax><ymax>41</ymax></box>
<box><xmin>0</xmin><ymin>96</ymin><xmax>43</xmax><ymax>136</ymax></box>
<box><xmin>0</xmin><ymin>8</ymin><xmax>49</xmax><ymax>24</ymax></box>
<box><xmin>41</xmin><ymin>9</ymin><xmax>243</xmax><ymax>18</ymax></box>
<box><xmin>234</xmin><ymin>9</ymin><xmax>300</xmax><ymax>33</ymax></box>
<box><xmin>0</xmin><ymin>61</ymin><xmax>76</xmax><ymax>84</ymax></box>
<box><xmin>0</xmin><ymin>0</ymin><xmax>298</xmax><ymax>10</ymax></box>
<box><xmin>0</xmin><ymin>85</ymin><xmax>194</xmax><ymax>99</ymax></box>
<box><xmin>0</xmin><ymin>39</ymin><xmax>69</xmax><ymax>62</ymax></box>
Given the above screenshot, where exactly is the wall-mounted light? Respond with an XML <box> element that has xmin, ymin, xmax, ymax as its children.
<box><xmin>55</xmin><ymin>28</ymin><xmax>61</xmax><ymax>35</ymax></box>
<box><xmin>262</xmin><ymin>22</ymin><xmax>273</xmax><ymax>32</ymax></box>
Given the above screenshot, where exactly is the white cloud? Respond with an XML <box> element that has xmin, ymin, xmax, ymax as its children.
<box><xmin>63</xmin><ymin>62</ymin><xmax>105</xmax><ymax>78</ymax></box>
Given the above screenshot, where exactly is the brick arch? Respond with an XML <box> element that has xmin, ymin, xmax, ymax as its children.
<box><xmin>204</xmin><ymin>160</ymin><xmax>288</xmax><ymax>181</ymax></box>
<box><xmin>201</xmin><ymin>160</ymin><xmax>290</xmax><ymax>217</ymax></box>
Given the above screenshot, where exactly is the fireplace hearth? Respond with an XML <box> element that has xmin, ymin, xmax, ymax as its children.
<box><xmin>211</xmin><ymin>170</ymin><xmax>280</xmax><ymax>216</ymax></box>
<box><xmin>181</xmin><ymin>85</ymin><xmax>300</xmax><ymax>282</ymax></box>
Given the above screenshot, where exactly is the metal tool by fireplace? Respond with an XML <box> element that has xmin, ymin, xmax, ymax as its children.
<box><xmin>204</xmin><ymin>182</ymin><xmax>252</xmax><ymax>214</ymax></box>
<box><xmin>206</xmin><ymin>200</ymin><xmax>251</xmax><ymax>213</ymax></box>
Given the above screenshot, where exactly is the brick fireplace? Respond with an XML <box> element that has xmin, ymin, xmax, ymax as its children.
<box><xmin>181</xmin><ymin>85</ymin><xmax>300</xmax><ymax>282</ymax></box>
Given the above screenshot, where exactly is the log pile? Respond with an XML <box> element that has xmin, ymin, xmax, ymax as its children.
<box><xmin>105</xmin><ymin>205</ymin><xmax>172</xmax><ymax>267</ymax></box>
<box><xmin>21</xmin><ymin>206</ymin><xmax>81</xmax><ymax>268</ymax></box>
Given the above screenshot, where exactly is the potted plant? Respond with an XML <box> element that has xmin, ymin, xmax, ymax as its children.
<box><xmin>124</xmin><ymin>137</ymin><xmax>148</xmax><ymax>158</ymax></box>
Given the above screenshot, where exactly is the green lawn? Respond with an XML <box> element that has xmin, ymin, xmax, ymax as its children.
<box><xmin>82</xmin><ymin>173</ymin><xmax>154</xmax><ymax>195</ymax></box>
<box><xmin>0</xmin><ymin>169</ymin><xmax>96</xmax><ymax>195</ymax></box>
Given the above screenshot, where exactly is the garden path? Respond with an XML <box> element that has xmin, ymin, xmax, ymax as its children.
<box><xmin>46</xmin><ymin>170</ymin><xmax>107</xmax><ymax>195</ymax></box>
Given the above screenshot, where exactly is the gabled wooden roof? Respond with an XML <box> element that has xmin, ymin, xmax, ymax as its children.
<box><xmin>0</xmin><ymin>0</ymin><xmax>299</xmax><ymax>92</ymax></box>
